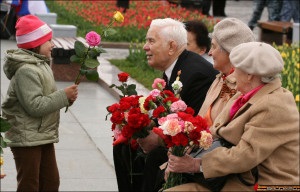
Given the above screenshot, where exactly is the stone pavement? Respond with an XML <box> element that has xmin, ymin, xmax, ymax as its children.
<box><xmin>0</xmin><ymin>1</ymin><xmax>267</xmax><ymax>191</ymax></box>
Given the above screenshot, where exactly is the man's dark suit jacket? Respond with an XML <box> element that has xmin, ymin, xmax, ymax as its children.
<box><xmin>167</xmin><ymin>49</ymin><xmax>218</xmax><ymax>114</ymax></box>
<box><xmin>114</xmin><ymin>49</ymin><xmax>218</xmax><ymax>192</ymax></box>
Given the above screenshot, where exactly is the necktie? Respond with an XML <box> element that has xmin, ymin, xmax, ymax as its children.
<box><xmin>163</xmin><ymin>72</ymin><xmax>168</xmax><ymax>85</ymax></box>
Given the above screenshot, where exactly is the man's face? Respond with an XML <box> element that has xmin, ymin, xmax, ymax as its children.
<box><xmin>143</xmin><ymin>26</ymin><xmax>170</xmax><ymax>71</ymax></box>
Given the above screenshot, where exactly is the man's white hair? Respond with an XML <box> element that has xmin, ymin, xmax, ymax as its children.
<box><xmin>150</xmin><ymin>18</ymin><xmax>187</xmax><ymax>49</ymax></box>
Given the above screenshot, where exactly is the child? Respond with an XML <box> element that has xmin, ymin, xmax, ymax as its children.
<box><xmin>1</xmin><ymin>15</ymin><xmax>78</xmax><ymax>191</ymax></box>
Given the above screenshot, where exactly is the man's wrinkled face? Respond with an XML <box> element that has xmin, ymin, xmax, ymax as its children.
<box><xmin>143</xmin><ymin>26</ymin><xmax>170</xmax><ymax>71</ymax></box>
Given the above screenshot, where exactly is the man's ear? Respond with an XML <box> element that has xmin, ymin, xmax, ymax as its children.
<box><xmin>168</xmin><ymin>40</ymin><xmax>177</xmax><ymax>55</ymax></box>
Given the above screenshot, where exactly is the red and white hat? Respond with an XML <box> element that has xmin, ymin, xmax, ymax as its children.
<box><xmin>16</xmin><ymin>15</ymin><xmax>52</xmax><ymax>49</ymax></box>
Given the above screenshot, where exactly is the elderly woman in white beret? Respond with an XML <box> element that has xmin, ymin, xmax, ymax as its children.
<box><xmin>165</xmin><ymin>42</ymin><xmax>299</xmax><ymax>191</ymax></box>
<box><xmin>198</xmin><ymin>17</ymin><xmax>255</xmax><ymax>128</ymax></box>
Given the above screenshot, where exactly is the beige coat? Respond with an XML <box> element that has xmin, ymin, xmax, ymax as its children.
<box><xmin>199</xmin><ymin>73</ymin><xmax>237</xmax><ymax>125</ymax></box>
<box><xmin>166</xmin><ymin>78</ymin><xmax>299</xmax><ymax>191</ymax></box>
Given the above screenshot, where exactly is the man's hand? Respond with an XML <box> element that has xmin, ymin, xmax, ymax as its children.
<box><xmin>137</xmin><ymin>130</ymin><xmax>162</xmax><ymax>154</ymax></box>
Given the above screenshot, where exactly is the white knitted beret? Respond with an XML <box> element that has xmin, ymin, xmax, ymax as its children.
<box><xmin>230</xmin><ymin>42</ymin><xmax>284</xmax><ymax>77</ymax></box>
<box><xmin>211</xmin><ymin>18</ymin><xmax>255</xmax><ymax>53</ymax></box>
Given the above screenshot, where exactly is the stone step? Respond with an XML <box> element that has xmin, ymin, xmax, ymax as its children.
<box><xmin>50</xmin><ymin>24</ymin><xmax>77</xmax><ymax>38</ymax></box>
<box><xmin>35</xmin><ymin>13</ymin><xmax>57</xmax><ymax>25</ymax></box>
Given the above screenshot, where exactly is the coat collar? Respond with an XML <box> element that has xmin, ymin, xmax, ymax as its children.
<box><xmin>230</xmin><ymin>78</ymin><xmax>282</xmax><ymax>120</ymax></box>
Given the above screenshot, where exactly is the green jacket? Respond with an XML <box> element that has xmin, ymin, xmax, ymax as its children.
<box><xmin>1</xmin><ymin>49</ymin><xmax>69</xmax><ymax>147</ymax></box>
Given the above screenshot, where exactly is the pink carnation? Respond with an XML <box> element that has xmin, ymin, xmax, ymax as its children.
<box><xmin>170</xmin><ymin>100</ymin><xmax>187</xmax><ymax>112</ymax></box>
<box><xmin>184</xmin><ymin>121</ymin><xmax>195</xmax><ymax>133</ymax></box>
<box><xmin>199</xmin><ymin>131</ymin><xmax>213</xmax><ymax>150</ymax></box>
<box><xmin>85</xmin><ymin>31</ymin><xmax>101</xmax><ymax>46</ymax></box>
<box><xmin>149</xmin><ymin>89</ymin><xmax>161</xmax><ymax>97</ymax></box>
<box><xmin>152</xmin><ymin>78</ymin><xmax>166</xmax><ymax>90</ymax></box>
<box><xmin>158</xmin><ymin>113</ymin><xmax>179</xmax><ymax>125</ymax></box>
<box><xmin>161</xmin><ymin>119</ymin><xmax>182</xmax><ymax>136</ymax></box>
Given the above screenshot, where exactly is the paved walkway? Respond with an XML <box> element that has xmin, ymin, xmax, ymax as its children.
<box><xmin>0</xmin><ymin>1</ymin><xmax>267</xmax><ymax>191</ymax></box>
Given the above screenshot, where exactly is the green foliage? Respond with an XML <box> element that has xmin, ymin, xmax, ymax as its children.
<box><xmin>110</xmin><ymin>83</ymin><xmax>138</xmax><ymax>98</ymax></box>
<box><xmin>70</xmin><ymin>40</ymin><xmax>106</xmax><ymax>83</ymax></box>
<box><xmin>274</xmin><ymin>43</ymin><xmax>300</xmax><ymax>111</ymax></box>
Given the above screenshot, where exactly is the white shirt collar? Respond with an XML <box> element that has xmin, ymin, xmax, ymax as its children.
<box><xmin>164</xmin><ymin>59</ymin><xmax>178</xmax><ymax>81</ymax></box>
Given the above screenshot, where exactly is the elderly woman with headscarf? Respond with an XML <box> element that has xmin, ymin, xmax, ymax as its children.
<box><xmin>165</xmin><ymin>42</ymin><xmax>299</xmax><ymax>191</ymax></box>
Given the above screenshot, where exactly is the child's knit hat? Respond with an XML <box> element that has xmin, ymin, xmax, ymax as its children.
<box><xmin>16</xmin><ymin>15</ymin><xmax>52</xmax><ymax>49</ymax></box>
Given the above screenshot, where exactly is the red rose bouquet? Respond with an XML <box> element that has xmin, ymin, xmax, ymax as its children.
<box><xmin>106</xmin><ymin>72</ymin><xmax>151</xmax><ymax>147</ymax></box>
<box><xmin>153</xmin><ymin>111</ymin><xmax>213</xmax><ymax>190</ymax></box>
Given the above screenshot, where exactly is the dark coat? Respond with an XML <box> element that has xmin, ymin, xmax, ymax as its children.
<box><xmin>168</xmin><ymin>50</ymin><xmax>218</xmax><ymax>114</ymax></box>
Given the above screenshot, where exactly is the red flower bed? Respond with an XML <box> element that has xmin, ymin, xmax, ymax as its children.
<box><xmin>54</xmin><ymin>0</ymin><xmax>218</xmax><ymax>31</ymax></box>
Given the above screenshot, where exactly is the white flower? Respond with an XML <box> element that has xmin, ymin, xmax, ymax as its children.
<box><xmin>172</xmin><ymin>80</ymin><xmax>183</xmax><ymax>91</ymax></box>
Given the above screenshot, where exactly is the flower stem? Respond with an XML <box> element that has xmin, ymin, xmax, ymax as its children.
<box><xmin>129</xmin><ymin>143</ymin><xmax>133</xmax><ymax>184</ymax></box>
<box><xmin>65</xmin><ymin>46</ymin><xmax>90</xmax><ymax>113</ymax></box>
<box><xmin>101</xmin><ymin>19</ymin><xmax>115</xmax><ymax>37</ymax></box>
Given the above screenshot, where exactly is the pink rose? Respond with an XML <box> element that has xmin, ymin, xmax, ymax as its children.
<box><xmin>152</xmin><ymin>78</ymin><xmax>166</xmax><ymax>90</ymax></box>
<box><xmin>170</xmin><ymin>100</ymin><xmax>187</xmax><ymax>112</ymax></box>
<box><xmin>85</xmin><ymin>31</ymin><xmax>101</xmax><ymax>46</ymax></box>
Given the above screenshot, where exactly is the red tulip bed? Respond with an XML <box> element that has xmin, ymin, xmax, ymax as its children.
<box><xmin>51</xmin><ymin>0</ymin><xmax>219</xmax><ymax>42</ymax></box>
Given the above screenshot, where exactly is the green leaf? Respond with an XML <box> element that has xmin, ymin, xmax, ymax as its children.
<box><xmin>84</xmin><ymin>58</ymin><xmax>100</xmax><ymax>68</ymax></box>
<box><xmin>74</xmin><ymin>41</ymin><xmax>87</xmax><ymax>57</ymax></box>
<box><xmin>109</xmin><ymin>84</ymin><xmax>116</xmax><ymax>88</ymax></box>
<box><xmin>127</xmin><ymin>84</ymin><xmax>138</xmax><ymax>95</ymax></box>
<box><xmin>96</xmin><ymin>46</ymin><xmax>107</xmax><ymax>54</ymax></box>
<box><xmin>0</xmin><ymin>117</ymin><xmax>11</xmax><ymax>132</ymax></box>
<box><xmin>85</xmin><ymin>70</ymin><xmax>99</xmax><ymax>81</ymax></box>
<box><xmin>0</xmin><ymin>136</ymin><xmax>7</xmax><ymax>148</ymax></box>
<box><xmin>105</xmin><ymin>28</ymin><xmax>117</xmax><ymax>36</ymax></box>
<box><xmin>70</xmin><ymin>55</ymin><xmax>83</xmax><ymax>64</ymax></box>
<box><xmin>3</xmin><ymin>137</ymin><xmax>11</xmax><ymax>143</ymax></box>
<box><xmin>88</xmin><ymin>48</ymin><xmax>100</xmax><ymax>59</ymax></box>
<box><xmin>80</xmin><ymin>69</ymin><xmax>87</xmax><ymax>75</ymax></box>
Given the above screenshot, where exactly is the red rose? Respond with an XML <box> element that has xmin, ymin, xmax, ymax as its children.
<box><xmin>121</xmin><ymin>124</ymin><xmax>135</xmax><ymax>138</ymax></box>
<box><xmin>107</xmin><ymin>103</ymin><xmax>120</xmax><ymax>113</ymax></box>
<box><xmin>172</xmin><ymin>133</ymin><xmax>188</xmax><ymax>146</ymax></box>
<box><xmin>118</xmin><ymin>72</ymin><xmax>129</xmax><ymax>82</ymax></box>
<box><xmin>153</xmin><ymin>106</ymin><xmax>166</xmax><ymax>118</ymax></box>
<box><xmin>161</xmin><ymin>90</ymin><xmax>175</xmax><ymax>97</ymax></box>
<box><xmin>110</xmin><ymin>111</ymin><xmax>124</xmax><ymax>124</ymax></box>
<box><xmin>184</xmin><ymin>107</ymin><xmax>195</xmax><ymax>116</ymax></box>
<box><xmin>119</xmin><ymin>100</ymin><xmax>131</xmax><ymax>111</ymax></box>
<box><xmin>127</xmin><ymin>113</ymin><xmax>150</xmax><ymax>129</ymax></box>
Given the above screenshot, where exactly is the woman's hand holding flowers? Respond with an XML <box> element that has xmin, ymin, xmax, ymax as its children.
<box><xmin>165</xmin><ymin>154</ymin><xmax>202</xmax><ymax>179</ymax></box>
